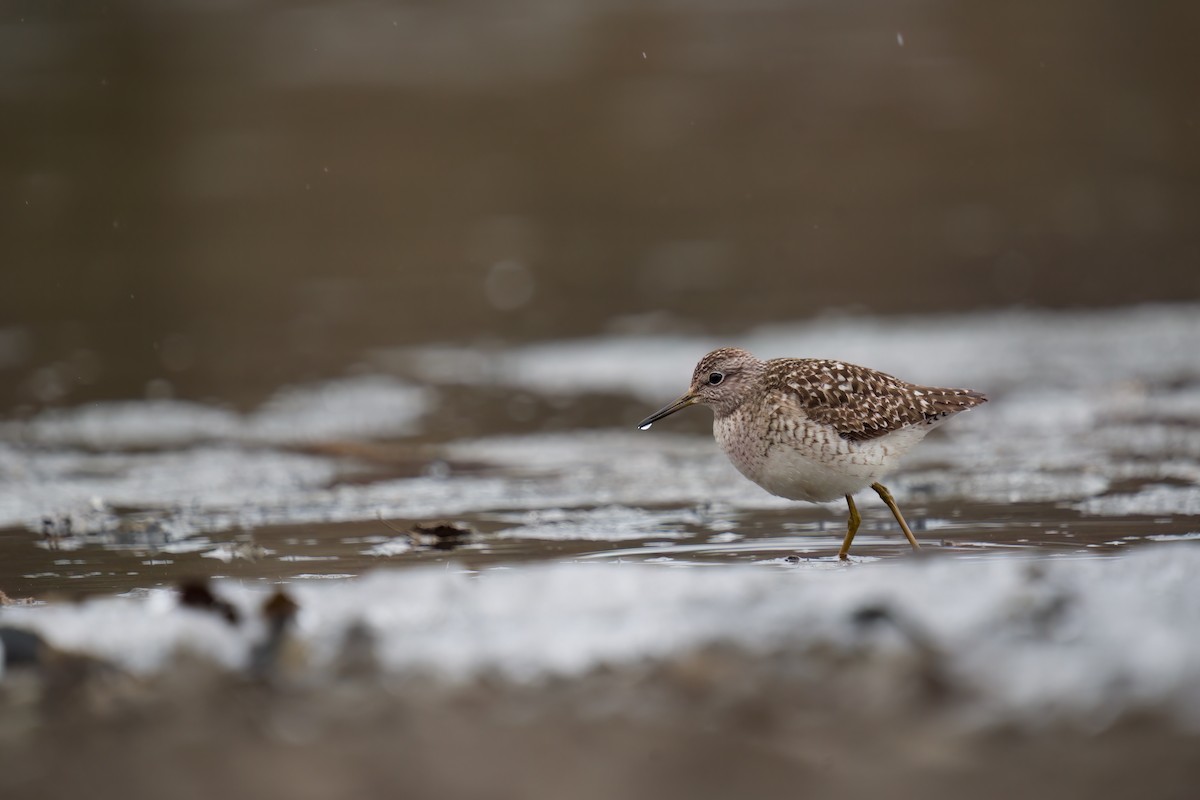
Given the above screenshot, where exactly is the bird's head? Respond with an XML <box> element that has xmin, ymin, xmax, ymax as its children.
<box><xmin>637</xmin><ymin>347</ymin><xmax>765</xmax><ymax>428</ymax></box>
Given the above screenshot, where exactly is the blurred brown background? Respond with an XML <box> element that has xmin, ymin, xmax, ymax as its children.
<box><xmin>3</xmin><ymin>0</ymin><xmax>1198</xmax><ymax>413</ymax></box>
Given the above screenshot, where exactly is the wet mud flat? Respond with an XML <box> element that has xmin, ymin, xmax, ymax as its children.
<box><xmin>4</xmin><ymin>548</ymin><xmax>1200</xmax><ymax>800</ymax></box>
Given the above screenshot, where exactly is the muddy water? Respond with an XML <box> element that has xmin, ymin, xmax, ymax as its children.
<box><xmin>2</xmin><ymin>305</ymin><xmax>1198</xmax><ymax>599</ymax></box>
<box><xmin>4</xmin><ymin>506</ymin><xmax>1196</xmax><ymax>600</ymax></box>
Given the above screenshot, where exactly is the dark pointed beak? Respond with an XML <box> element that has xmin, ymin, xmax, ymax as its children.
<box><xmin>637</xmin><ymin>392</ymin><xmax>699</xmax><ymax>430</ymax></box>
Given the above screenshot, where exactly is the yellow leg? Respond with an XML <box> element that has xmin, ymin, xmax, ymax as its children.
<box><xmin>837</xmin><ymin>494</ymin><xmax>861</xmax><ymax>560</ymax></box>
<box><xmin>871</xmin><ymin>482</ymin><xmax>920</xmax><ymax>552</ymax></box>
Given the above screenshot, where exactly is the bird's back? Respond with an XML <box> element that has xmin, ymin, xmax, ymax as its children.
<box><xmin>763</xmin><ymin>358</ymin><xmax>986</xmax><ymax>440</ymax></box>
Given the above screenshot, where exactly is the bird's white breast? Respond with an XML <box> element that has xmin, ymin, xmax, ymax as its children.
<box><xmin>713</xmin><ymin>411</ymin><xmax>930</xmax><ymax>503</ymax></box>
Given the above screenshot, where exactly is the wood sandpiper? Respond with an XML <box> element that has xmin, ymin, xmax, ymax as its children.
<box><xmin>637</xmin><ymin>347</ymin><xmax>987</xmax><ymax>559</ymax></box>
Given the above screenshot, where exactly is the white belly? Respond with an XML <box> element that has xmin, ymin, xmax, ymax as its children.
<box><xmin>715</xmin><ymin>414</ymin><xmax>929</xmax><ymax>503</ymax></box>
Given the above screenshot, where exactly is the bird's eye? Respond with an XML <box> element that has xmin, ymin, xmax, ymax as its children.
<box><xmin>707</xmin><ymin>371</ymin><xmax>724</xmax><ymax>386</ymax></box>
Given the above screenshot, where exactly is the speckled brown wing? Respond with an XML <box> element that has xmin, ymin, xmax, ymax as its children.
<box><xmin>766</xmin><ymin>358</ymin><xmax>987</xmax><ymax>442</ymax></box>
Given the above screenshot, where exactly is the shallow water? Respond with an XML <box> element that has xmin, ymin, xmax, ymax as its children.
<box><xmin>3</xmin><ymin>502</ymin><xmax>1198</xmax><ymax>600</ymax></box>
<box><xmin>2</xmin><ymin>304</ymin><xmax>1197</xmax><ymax>599</ymax></box>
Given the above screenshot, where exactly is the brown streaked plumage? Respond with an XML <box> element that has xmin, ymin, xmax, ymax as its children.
<box><xmin>638</xmin><ymin>347</ymin><xmax>987</xmax><ymax>559</ymax></box>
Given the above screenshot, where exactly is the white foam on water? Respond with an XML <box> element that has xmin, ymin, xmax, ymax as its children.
<box><xmin>243</xmin><ymin>375</ymin><xmax>435</xmax><ymax>443</ymax></box>
<box><xmin>0</xmin><ymin>444</ymin><xmax>341</xmax><ymax>532</ymax></box>
<box><xmin>6</xmin><ymin>375</ymin><xmax>433</xmax><ymax>449</ymax></box>
<box><xmin>1077</xmin><ymin>485</ymin><xmax>1200</xmax><ymax>517</ymax></box>
<box><xmin>5</xmin><ymin>545</ymin><xmax>1200</xmax><ymax>728</ymax></box>
<box><xmin>362</xmin><ymin>538</ymin><xmax>414</xmax><ymax>557</ymax></box>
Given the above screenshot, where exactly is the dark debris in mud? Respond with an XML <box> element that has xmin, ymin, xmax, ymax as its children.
<box><xmin>378</xmin><ymin>515</ymin><xmax>478</xmax><ymax>551</ymax></box>
<box><xmin>179</xmin><ymin>579</ymin><xmax>241</xmax><ymax>626</ymax></box>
